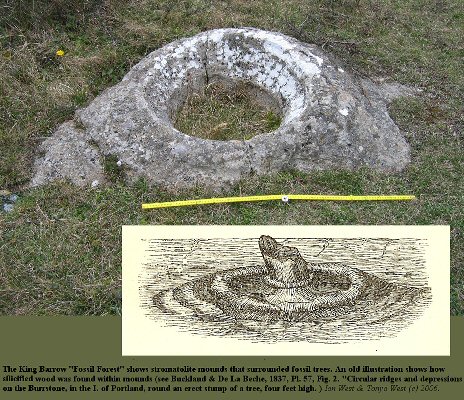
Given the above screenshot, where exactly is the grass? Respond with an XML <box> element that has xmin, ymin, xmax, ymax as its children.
<box><xmin>174</xmin><ymin>81</ymin><xmax>282</xmax><ymax>141</ymax></box>
<box><xmin>103</xmin><ymin>154</ymin><xmax>125</xmax><ymax>183</ymax></box>
<box><xmin>0</xmin><ymin>0</ymin><xmax>463</xmax><ymax>315</ymax></box>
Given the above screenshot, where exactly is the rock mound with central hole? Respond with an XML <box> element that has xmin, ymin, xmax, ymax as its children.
<box><xmin>32</xmin><ymin>28</ymin><xmax>412</xmax><ymax>189</ymax></box>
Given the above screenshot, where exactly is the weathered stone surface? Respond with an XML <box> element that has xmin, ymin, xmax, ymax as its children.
<box><xmin>31</xmin><ymin>28</ymin><xmax>413</xmax><ymax>189</ymax></box>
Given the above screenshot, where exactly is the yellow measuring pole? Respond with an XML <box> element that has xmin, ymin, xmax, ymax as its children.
<box><xmin>142</xmin><ymin>194</ymin><xmax>416</xmax><ymax>209</ymax></box>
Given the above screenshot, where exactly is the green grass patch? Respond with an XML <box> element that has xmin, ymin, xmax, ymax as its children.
<box><xmin>174</xmin><ymin>81</ymin><xmax>282</xmax><ymax>141</ymax></box>
<box><xmin>103</xmin><ymin>154</ymin><xmax>124</xmax><ymax>183</ymax></box>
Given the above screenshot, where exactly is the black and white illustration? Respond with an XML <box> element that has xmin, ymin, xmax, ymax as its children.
<box><xmin>122</xmin><ymin>226</ymin><xmax>449</xmax><ymax>356</ymax></box>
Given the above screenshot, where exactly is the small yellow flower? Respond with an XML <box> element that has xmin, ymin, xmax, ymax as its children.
<box><xmin>56</xmin><ymin>49</ymin><xmax>65</xmax><ymax>57</ymax></box>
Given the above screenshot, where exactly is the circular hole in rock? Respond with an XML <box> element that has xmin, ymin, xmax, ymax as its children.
<box><xmin>172</xmin><ymin>76</ymin><xmax>283</xmax><ymax>141</ymax></box>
